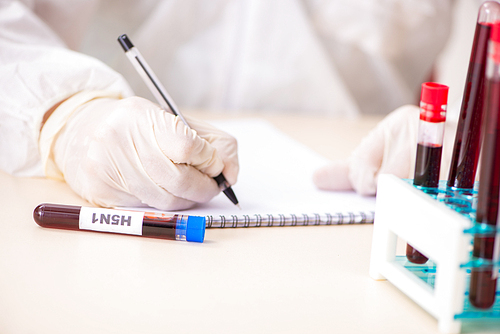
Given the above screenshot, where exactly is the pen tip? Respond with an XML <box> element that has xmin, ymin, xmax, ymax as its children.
<box><xmin>236</xmin><ymin>204</ymin><xmax>242</xmax><ymax>210</ymax></box>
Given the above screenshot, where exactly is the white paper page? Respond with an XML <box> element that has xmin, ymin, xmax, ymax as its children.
<box><xmin>181</xmin><ymin>119</ymin><xmax>376</xmax><ymax>218</ymax></box>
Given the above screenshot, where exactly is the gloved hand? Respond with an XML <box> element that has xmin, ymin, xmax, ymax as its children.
<box><xmin>313</xmin><ymin>104</ymin><xmax>457</xmax><ymax>195</ymax></box>
<box><xmin>39</xmin><ymin>91</ymin><xmax>239</xmax><ymax>210</ymax></box>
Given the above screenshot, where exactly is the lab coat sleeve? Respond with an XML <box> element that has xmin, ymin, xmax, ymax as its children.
<box><xmin>305</xmin><ymin>0</ymin><xmax>452</xmax><ymax>59</ymax></box>
<box><xmin>0</xmin><ymin>1</ymin><xmax>133</xmax><ymax>177</ymax></box>
<box><xmin>303</xmin><ymin>0</ymin><xmax>452</xmax><ymax>114</ymax></box>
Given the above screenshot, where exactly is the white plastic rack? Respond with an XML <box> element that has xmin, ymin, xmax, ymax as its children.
<box><xmin>370</xmin><ymin>174</ymin><xmax>499</xmax><ymax>333</ymax></box>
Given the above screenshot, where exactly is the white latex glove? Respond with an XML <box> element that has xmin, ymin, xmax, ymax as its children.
<box><xmin>313</xmin><ymin>105</ymin><xmax>457</xmax><ymax>195</ymax></box>
<box><xmin>39</xmin><ymin>91</ymin><xmax>239</xmax><ymax>210</ymax></box>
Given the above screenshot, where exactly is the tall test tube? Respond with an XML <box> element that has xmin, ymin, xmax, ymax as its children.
<box><xmin>469</xmin><ymin>21</ymin><xmax>500</xmax><ymax>310</ymax></box>
<box><xmin>448</xmin><ymin>1</ymin><xmax>500</xmax><ymax>189</ymax></box>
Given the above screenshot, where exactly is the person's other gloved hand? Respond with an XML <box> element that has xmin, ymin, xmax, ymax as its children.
<box><xmin>39</xmin><ymin>91</ymin><xmax>238</xmax><ymax>210</ymax></box>
<box><xmin>313</xmin><ymin>104</ymin><xmax>457</xmax><ymax>195</ymax></box>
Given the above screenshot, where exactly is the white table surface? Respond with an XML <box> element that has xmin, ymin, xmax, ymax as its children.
<box><xmin>1</xmin><ymin>113</ymin><xmax>497</xmax><ymax>334</ymax></box>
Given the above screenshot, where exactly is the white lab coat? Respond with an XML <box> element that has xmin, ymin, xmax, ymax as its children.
<box><xmin>0</xmin><ymin>0</ymin><xmax>452</xmax><ymax>176</ymax></box>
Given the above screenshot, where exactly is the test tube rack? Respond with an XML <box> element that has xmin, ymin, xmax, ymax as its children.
<box><xmin>369</xmin><ymin>174</ymin><xmax>500</xmax><ymax>333</ymax></box>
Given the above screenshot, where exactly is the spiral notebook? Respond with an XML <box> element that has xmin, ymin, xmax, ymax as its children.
<box><xmin>178</xmin><ymin>119</ymin><xmax>376</xmax><ymax>228</ymax></box>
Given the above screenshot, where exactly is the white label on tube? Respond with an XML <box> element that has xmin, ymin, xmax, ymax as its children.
<box><xmin>79</xmin><ymin>207</ymin><xmax>144</xmax><ymax>236</ymax></box>
<box><xmin>418</xmin><ymin>121</ymin><xmax>445</xmax><ymax>146</ymax></box>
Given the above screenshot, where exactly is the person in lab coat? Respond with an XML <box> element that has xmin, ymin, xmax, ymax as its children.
<box><xmin>313</xmin><ymin>0</ymin><xmax>494</xmax><ymax>195</ymax></box>
<box><xmin>0</xmin><ymin>0</ymin><xmax>454</xmax><ymax>210</ymax></box>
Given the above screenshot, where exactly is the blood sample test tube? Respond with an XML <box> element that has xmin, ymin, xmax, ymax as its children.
<box><xmin>33</xmin><ymin>203</ymin><xmax>205</xmax><ymax>242</ymax></box>
<box><xmin>407</xmin><ymin>82</ymin><xmax>449</xmax><ymax>264</ymax></box>
<box><xmin>448</xmin><ymin>1</ymin><xmax>500</xmax><ymax>190</ymax></box>
<box><xmin>469</xmin><ymin>21</ymin><xmax>500</xmax><ymax>309</ymax></box>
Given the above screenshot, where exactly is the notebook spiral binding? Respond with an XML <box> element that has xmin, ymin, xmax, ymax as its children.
<box><xmin>205</xmin><ymin>211</ymin><xmax>375</xmax><ymax>228</ymax></box>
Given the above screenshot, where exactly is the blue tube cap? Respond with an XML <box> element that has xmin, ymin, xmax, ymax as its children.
<box><xmin>186</xmin><ymin>216</ymin><xmax>206</xmax><ymax>242</ymax></box>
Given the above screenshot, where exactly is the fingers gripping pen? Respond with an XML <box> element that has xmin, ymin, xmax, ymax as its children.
<box><xmin>406</xmin><ymin>82</ymin><xmax>449</xmax><ymax>264</ymax></box>
<box><xmin>117</xmin><ymin>34</ymin><xmax>239</xmax><ymax>207</ymax></box>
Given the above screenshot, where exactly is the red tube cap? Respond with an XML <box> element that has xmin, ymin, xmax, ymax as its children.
<box><xmin>491</xmin><ymin>21</ymin><xmax>500</xmax><ymax>43</ymax></box>
<box><xmin>489</xmin><ymin>22</ymin><xmax>500</xmax><ymax>63</ymax></box>
<box><xmin>420</xmin><ymin>82</ymin><xmax>448</xmax><ymax>122</ymax></box>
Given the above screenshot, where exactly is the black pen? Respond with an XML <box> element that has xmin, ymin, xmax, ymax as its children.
<box><xmin>117</xmin><ymin>34</ymin><xmax>239</xmax><ymax>207</ymax></box>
